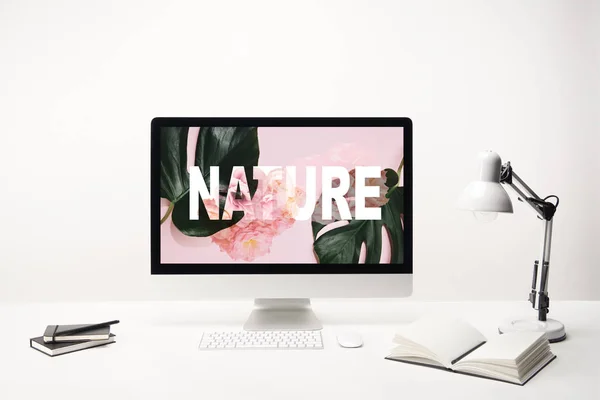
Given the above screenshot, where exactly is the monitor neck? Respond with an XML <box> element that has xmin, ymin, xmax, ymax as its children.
<box><xmin>243</xmin><ymin>298</ymin><xmax>323</xmax><ymax>331</ymax></box>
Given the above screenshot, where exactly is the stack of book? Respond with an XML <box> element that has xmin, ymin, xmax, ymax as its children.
<box><xmin>30</xmin><ymin>320</ymin><xmax>119</xmax><ymax>357</ymax></box>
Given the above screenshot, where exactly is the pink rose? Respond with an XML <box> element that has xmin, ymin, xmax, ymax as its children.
<box><xmin>209</xmin><ymin>167</ymin><xmax>304</xmax><ymax>261</ymax></box>
<box><xmin>227</xmin><ymin>221</ymin><xmax>277</xmax><ymax>261</ymax></box>
<box><xmin>211</xmin><ymin>225</ymin><xmax>237</xmax><ymax>255</ymax></box>
<box><xmin>201</xmin><ymin>198</ymin><xmax>231</xmax><ymax>221</ymax></box>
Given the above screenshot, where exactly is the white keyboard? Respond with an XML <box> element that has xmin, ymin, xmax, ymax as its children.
<box><xmin>199</xmin><ymin>330</ymin><xmax>324</xmax><ymax>350</ymax></box>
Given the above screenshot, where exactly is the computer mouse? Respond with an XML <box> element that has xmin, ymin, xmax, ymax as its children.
<box><xmin>336</xmin><ymin>332</ymin><xmax>363</xmax><ymax>348</ymax></box>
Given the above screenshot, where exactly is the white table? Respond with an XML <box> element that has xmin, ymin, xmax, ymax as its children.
<box><xmin>1</xmin><ymin>300</ymin><xmax>598</xmax><ymax>400</ymax></box>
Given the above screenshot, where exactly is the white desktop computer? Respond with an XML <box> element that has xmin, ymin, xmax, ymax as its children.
<box><xmin>151</xmin><ymin>118</ymin><xmax>412</xmax><ymax>334</ymax></box>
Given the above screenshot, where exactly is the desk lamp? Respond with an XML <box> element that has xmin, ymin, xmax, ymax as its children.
<box><xmin>458</xmin><ymin>151</ymin><xmax>566</xmax><ymax>342</ymax></box>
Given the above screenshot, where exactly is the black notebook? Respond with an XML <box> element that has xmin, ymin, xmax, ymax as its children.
<box><xmin>30</xmin><ymin>334</ymin><xmax>116</xmax><ymax>357</ymax></box>
<box><xmin>385</xmin><ymin>316</ymin><xmax>556</xmax><ymax>386</ymax></box>
<box><xmin>43</xmin><ymin>324</ymin><xmax>111</xmax><ymax>343</ymax></box>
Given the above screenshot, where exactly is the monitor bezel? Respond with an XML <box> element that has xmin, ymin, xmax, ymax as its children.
<box><xmin>151</xmin><ymin>117</ymin><xmax>412</xmax><ymax>274</ymax></box>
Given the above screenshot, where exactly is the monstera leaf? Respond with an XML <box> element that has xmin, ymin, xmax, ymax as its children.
<box><xmin>311</xmin><ymin>169</ymin><xmax>404</xmax><ymax>264</ymax></box>
<box><xmin>160</xmin><ymin>127</ymin><xmax>189</xmax><ymax>203</ymax></box>
<box><xmin>160</xmin><ymin>126</ymin><xmax>260</xmax><ymax>237</ymax></box>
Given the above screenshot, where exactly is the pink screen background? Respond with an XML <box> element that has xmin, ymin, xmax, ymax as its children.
<box><xmin>160</xmin><ymin>126</ymin><xmax>404</xmax><ymax>263</ymax></box>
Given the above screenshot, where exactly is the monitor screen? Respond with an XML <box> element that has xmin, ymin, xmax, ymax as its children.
<box><xmin>152</xmin><ymin>118</ymin><xmax>412</xmax><ymax>274</ymax></box>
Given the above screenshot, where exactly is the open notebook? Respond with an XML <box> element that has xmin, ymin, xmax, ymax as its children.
<box><xmin>385</xmin><ymin>316</ymin><xmax>556</xmax><ymax>385</ymax></box>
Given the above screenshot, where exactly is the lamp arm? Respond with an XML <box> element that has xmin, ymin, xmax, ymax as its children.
<box><xmin>499</xmin><ymin>162</ymin><xmax>558</xmax><ymax>220</ymax></box>
<box><xmin>499</xmin><ymin>162</ymin><xmax>559</xmax><ymax>322</ymax></box>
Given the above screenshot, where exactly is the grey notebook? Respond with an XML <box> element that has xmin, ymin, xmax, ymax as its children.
<box><xmin>43</xmin><ymin>324</ymin><xmax>111</xmax><ymax>343</ymax></box>
<box><xmin>31</xmin><ymin>334</ymin><xmax>116</xmax><ymax>357</ymax></box>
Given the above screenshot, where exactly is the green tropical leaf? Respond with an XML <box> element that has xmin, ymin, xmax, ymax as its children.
<box><xmin>312</xmin><ymin>187</ymin><xmax>404</xmax><ymax>264</ymax></box>
<box><xmin>168</xmin><ymin>127</ymin><xmax>260</xmax><ymax>237</ymax></box>
<box><xmin>383</xmin><ymin>167</ymin><xmax>399</xmax><ymax>198</ymax></box>
<box><xmin>195</xmin><ymin>127</ymin><xmax>260</xmax><ymax>199</ymax></box>
<box><xmin>160</xmin><ymin>127</ymin><xmax>189</xmax><ymax>202</ymax></box>
<box><xmin>170</xmin><ymin>190</ymin><xmax>245</xmax><ymax>236</ymax></box>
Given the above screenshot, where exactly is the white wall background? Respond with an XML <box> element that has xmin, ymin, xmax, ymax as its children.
<box><xmin>0</xmin><ymin>0</ymin><xmax>598</xmax><ymax>302</ymax></box>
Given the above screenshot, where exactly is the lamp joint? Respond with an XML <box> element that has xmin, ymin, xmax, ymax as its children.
<box><xmin>499</xmin><ymin>162</ymin><xmax>513</xmax><ymax>184</ymax></box>
<box><xmin>528</xmin><ymin>198</ymin><xmax>557</xmax><ymax>220</ymax></box>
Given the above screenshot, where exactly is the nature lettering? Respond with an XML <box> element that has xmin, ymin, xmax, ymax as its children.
<box><xmin>189</xmin><ymin>166</ymin><xmax>383</xmax><ymax>221</ymax></box>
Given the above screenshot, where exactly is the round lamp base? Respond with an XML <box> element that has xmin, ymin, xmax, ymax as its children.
<box><xmin>498</xmin><ymin>318</ymin><xmax>566</xmax><ymax>343</ymax></box>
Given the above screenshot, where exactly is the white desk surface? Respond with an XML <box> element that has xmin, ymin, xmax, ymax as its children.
<box><xmin>0</xmin><ymin>300</ymin><xmax>598</xmax><ymax>400</ymax></box>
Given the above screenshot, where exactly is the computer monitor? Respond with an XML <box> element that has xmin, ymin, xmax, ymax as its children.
<box><xmin>151</xmin><ymin>118</ymin><xmax>412</xmax><ymax>330</ymax></box>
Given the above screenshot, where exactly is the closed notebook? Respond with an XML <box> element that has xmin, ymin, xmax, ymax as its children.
<box><xmin>43</xmin><ymin>324</ymin><xmax>111</xmax><ymax>343</ymax></box>
<box><xmin>31</xmin><ymin>334</ymin><xmax>116</xmax><ymax>357</ymax></box>
<box><xmin>385</xmin><ymin>316</ymin><xmax>556</xmax><ymax>386</ymax></box>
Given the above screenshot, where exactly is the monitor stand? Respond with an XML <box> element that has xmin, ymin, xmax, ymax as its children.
<box><xmin>243</xmin><ymin>298</ymin><xmax>323</xmax><ymax>331</ymax></box>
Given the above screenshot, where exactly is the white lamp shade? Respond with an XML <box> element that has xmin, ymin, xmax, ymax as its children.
<box><xmin>457</xmin><ymin>150</ymin><xmax>514</xmax><ymax>213</ymax></box>
<box><xmin>457</xmin><ymin>180</ymin><xmax>514</xmax><ymax>212</ymax></box>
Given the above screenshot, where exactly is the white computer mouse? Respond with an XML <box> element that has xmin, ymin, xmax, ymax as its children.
<box><xmin>336</xmin><ymin>332</ymin><xmax>363</xmax><ymax>348</ymax></box>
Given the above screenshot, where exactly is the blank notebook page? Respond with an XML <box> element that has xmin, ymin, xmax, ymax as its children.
<box><xmin>397</xmin><ymin>315</ymin><xmax>486</xmax><ymax>366</ymax></box>
<box><xmin>459</xmin><ymin>331</ymin><xmax>545</xmax><ymax>363</ymax></box>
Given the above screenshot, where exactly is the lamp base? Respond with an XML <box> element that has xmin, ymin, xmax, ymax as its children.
<box><xmin>498</xmin><ymin>318</ymin><xmax>566</xmax><ymax>343</ymax></box>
